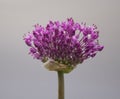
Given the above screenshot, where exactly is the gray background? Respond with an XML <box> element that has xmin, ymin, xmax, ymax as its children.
<box><xmin>0</xmin><ymin>0</ymin><xmax>120</xmax><ymax>99</ymax></box>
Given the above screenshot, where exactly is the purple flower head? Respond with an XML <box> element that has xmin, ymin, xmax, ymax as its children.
<box><xmin>24</xmin><ymin>18</ymin><xmax>104</xmax><ymax>66</ymax></box>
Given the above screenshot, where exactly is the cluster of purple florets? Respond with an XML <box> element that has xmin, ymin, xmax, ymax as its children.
<box><xmin>24</xmin><ymin>18</ymin><xmax>103</xmax><ymax>66</ymax></box>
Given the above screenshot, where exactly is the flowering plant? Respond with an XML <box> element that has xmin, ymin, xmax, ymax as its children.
<box><xmin>24</xmin><ymin>18</ymin><xmax>103</xmax><ymax>99</ymax></box>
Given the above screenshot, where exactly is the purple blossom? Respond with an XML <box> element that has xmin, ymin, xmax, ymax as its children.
<box><xmin>24</xmin><ymin>18</ymin><xmax>104</xmax><ymax>66</ymax></box>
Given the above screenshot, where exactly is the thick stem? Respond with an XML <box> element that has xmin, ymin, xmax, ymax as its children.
<box><xmin>58</xmin><ymin>71</ymin><xmax>64</xmax><ymax>99</ymax></box>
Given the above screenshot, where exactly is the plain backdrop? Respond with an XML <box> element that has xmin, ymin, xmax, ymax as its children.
<box><xmin>0</xmin><ymin>0</ymin><xmax>120</xmax><ymax>99</ymax></box>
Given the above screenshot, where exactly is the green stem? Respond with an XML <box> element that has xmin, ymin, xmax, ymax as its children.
<box><xmin>58</xmin><ymin>71</ymin><xmax>64</xmax><ymax>99</ymax></box>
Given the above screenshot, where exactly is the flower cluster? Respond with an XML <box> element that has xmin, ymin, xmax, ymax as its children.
<box><xmin>24</xmin><ymin>18</ymin><xmax>103</xmax><ymax>66</ymax></box>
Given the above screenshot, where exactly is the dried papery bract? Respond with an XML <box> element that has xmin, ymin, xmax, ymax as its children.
<box><xmin>44</xmin><ymin>60</ymin><xmax>76</xmax><ymax>73</ymax></box>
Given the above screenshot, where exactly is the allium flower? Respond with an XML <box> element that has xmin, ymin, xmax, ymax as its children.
<box><xmin>23</xmin><ymin>18</ymin><xmax>104</xmax><ymax>99</ymax></box>
<box><xmin>24</xmin><ymin>18</ymin><xmax>103</xmax><ymax>68</ymax></box>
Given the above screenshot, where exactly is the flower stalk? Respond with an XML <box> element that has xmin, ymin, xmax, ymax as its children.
<box><xmin>58</xmin><ymin>71</ymin><xmax>64</xmax><ymax>99</ymax></box>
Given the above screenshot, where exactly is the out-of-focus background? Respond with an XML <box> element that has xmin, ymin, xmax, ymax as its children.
<box><xmin>0</xmin><ymin>0</ymin><xmax>120</xmax><ymax>99</ymax></box>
